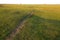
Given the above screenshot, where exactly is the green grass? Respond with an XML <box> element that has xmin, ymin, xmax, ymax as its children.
<box><xmin>0</xmin><ymin>7</ymin><xmax>31</xmax><ymax>40</ymax></box>
<box><xmin>14</xmin><ymin>15</ymin><xmax>60</xmax><ymax>40</ymax></box>
<box><xmin>0</xmin><ymin>4</ymin><xmax>60</xmax><ymax>40</ymax></box>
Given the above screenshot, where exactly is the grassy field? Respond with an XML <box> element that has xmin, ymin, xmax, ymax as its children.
<box><xmin>0</xmin><ymin>5</ymin><xmax>31</xmax><ymax>40</ymax></box>
<box><xmin>14</xmin><ymin>15</ymin><xmax>60</xmax><ymax>40</ymax></box>
<box><xmin>0</xmin><ymin>4</ymin><xmax>60</xmax><ymax>40</ymax></box>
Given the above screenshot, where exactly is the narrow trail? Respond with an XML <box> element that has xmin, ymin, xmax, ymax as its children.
<box><xmin>5</xmin><ymin>12</ymin><xmax>33</xmax><ymax>40</ymax></box>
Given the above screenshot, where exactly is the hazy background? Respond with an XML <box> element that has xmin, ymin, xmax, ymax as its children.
<box><xmin>0</xmin><ymin>0</ymin><xmax>60</xmax><ymax>4</ymax></box>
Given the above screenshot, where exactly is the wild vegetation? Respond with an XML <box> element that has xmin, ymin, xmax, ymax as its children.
<box><xmin>0</xmin><ymin>5</ymin><xmax>31</xmax><ymax>40</ymax></box>
<box><xmin>0</xmin><ymin>4</ymin><xmax>60</xmax><ymax>40</ymax></box>
<box><xmin>13</xmin><ymin>15</ymin><xmax>60</xmax><ymax>40</ymax></box>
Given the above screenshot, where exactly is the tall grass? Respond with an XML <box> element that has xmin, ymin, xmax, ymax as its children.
<box><xmin>14</xmin><ymin>15</ymin><xmax>60</xmax><ymax>40</ymax></box>
<box><xmin>0</xmin><ymin>7</ymin><xmax>31</xmax><ymax>40</ymax></box>
<box><xmin>0</xmin><ymin>4</ymin><xmax>60</xmax><ymax>40</ymax></box>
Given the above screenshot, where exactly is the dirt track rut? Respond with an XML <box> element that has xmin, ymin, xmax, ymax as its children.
<box><xmin>5</xmin><ymin>13</ymin><xmax>33</xmax><ymax>40</ymax></box>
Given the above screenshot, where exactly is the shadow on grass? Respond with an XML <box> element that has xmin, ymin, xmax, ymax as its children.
<box><xmin>31</xmin><ymin>15</ymin><xmax>60</xmax><ymax>40</ymax></box>
<box><xmin>15</xmin><ymin>15</ymin><xmax>60</xmax><ymax>40</ymax></box>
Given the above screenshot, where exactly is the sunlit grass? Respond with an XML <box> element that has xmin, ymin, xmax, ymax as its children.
<box><xmin>0</xmin><ymin>7</ymin><xmax>31</xmax><ymax>40</ymax></box>
<box><xmin>0</xmin><ymin>4</ymin><xmax>60</xmax><ymax>40</ymax></box>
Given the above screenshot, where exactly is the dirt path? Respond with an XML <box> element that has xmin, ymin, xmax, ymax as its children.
<box><xmin>5</xmin><ymin>13</ymin><xmax>33</xmax><ymax>40</ymax></box>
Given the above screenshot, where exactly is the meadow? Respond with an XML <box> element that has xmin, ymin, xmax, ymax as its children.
<box><xmin>0</xmin><ymin>5</ymin><xmax>31</xmax><ymax>40</ymax></box>
<box><xmin>14</xmin><ymin>15</ymin><xmax>60</xmax><ymax>40</ymax></box>
<box><xmin>0</xmin><ymin>4</ymin><xmax>60</xmax><ymax>40</ymax></box>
